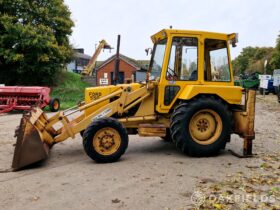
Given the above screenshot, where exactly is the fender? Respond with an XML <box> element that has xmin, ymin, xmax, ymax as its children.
<box><xmin>178</xmin><ymin>85</ymin><xmax>243</xmax><ymax>104</ymax></box>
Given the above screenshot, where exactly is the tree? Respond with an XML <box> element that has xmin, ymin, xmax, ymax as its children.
<box><xmin>271</xmin><ymin>33</ymin><xmax>280</xmax><ymax>70</ymax></box>
<box><xmin>232</xmin><ymin>47</ymin><xmax>255</xmax><ymax>75</ymax></box>
<box><xmin>0</xmin><ymin>0</ymin><xmax>74</xmax><ymax>85</ymax></box>
<box><xmin>232</xmin><ymin>47</ymin><xmax>274</xmax><ymax>75</ymax></box>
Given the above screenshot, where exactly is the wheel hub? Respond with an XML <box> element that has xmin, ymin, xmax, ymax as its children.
<box><xmin>93</xmin><ymin>128</ymin><xmax>121</xmax><ymax>155</ymax></box>
<box><xmin>196</xmin><ymin>118</ymin><xmax>209</xmax><ymax>132</ymax></box>
<box><xmin>53</xmin><ymin>101</ymin><xmax>59</xmax><ymax>110</ymax></box>
<box><xmin>189</xmin><ymin>109</ymin><xmax>222</xmax><ymax>145</ymax></box>
<box><xmin>98</xmin><ymin>132</ymin><xmax>115</xmax><ymax>149</ymax></box>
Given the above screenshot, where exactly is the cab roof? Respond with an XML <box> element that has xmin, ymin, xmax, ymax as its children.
<box><xmin>151</xmin><ymin>29</ymin><xmax>237</xmax><ymax>43</ymax></box>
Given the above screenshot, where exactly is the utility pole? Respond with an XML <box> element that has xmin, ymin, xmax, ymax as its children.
<box><xmin>114</xmin><ymin>35</ymin><xmax>121</xmax><ymax>85</ymax></box>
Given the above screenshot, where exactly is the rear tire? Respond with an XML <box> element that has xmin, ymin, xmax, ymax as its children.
<box><xmin>83</xmin><ymin>118</ymin><xmax>128</xmax><ymax>163</ymax></box>
<box><xmin>49</xmin><ymin>98</ymin><xmax>60</xmax><ymax>112</ymax></box>
<box><xmin>161</xmin><ymin>128</ymin><xmax>172</xmax><ymax>142</ymax></box>
<box><xmin>170</xmin><ymin>96</ymin><xmax>231</xmax><ymax>156</ymax></box>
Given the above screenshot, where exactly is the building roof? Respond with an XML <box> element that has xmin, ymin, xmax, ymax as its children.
<box><xmin>96</xmin><ymin>54</ymin><xmax>149</xmax><ymax>71</ymax></box>
<box><xmin>74</xmin><ymin>52</ymin><xmax>91</xmax><ymax>60</ymax></box>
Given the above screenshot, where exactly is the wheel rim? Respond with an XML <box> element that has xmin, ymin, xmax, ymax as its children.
<box><xmin>189</xmin><ymin>109</ymin><xmax>222</xmax><ymax>145</ymax></box>
<box><xmin>92</xmin><ymin>127</ymin><xmax>121</xmax><ymax>155</ymax></box>
<box><xmin>53</xmin><ymin>100</ymin><xmax>59</xmax><ymax>110</ymax></box>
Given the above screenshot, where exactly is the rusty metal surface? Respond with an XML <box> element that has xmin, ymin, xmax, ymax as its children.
<box><xmin>233</xmin><ymin>90</ymin><xmax>256</xmax><ymax>139</ymax></box>
<box><xmin>12</xmin><ymin>115</ymin><xmax>50</xmax><ymax>171</ymax></box>
<box><xmin>231</xmin><ymin>90</ymin><xmax>256</xmax><ymax>158</ymax></box>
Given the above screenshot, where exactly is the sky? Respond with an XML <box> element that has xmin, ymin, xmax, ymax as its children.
<box><xmin>64</xmin><ymin>0</ymin><xmax>280</xmax><ymax>61</ymax></box>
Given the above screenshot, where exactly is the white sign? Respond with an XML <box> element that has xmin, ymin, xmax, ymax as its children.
<box><xmin>260</xmin><ymin>79</ymin><xmax>269</xmax><ymax>89</ymax></box>
<box><xmin>93</xmin><ymin>108</ymin><xmax>112</xmax><ymax>120</ymax></box>
<box><xmin>100</xmin><ymin>78</ymin><xmax>108</xmax><ymax>85</ymax></box>
<box><xmin>104</xmin><ymin>73</ymin><xmax>108</xmax><ymax>78</ymax></box>
<box><xmin>273</xmin><ymin>69</ymin><xmax>280</xmax><ymax>87</ymax></box>
<box><xmin>259</xmin><ymin>75</ymin><xmax>271</xmax><ymax>80</ymax></box>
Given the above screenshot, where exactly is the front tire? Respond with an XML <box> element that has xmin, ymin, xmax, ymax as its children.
<box><xmin>83</xmin><ymin>118</ymin><xmax>128</xmax><ymax>163</ymax></box>
<box><xmin>49</xmin><ymin>98</ymin><xmax>60</xmax><ymax>112</ymax></box>
<box><xmin>170</xmin><ymin>96</ymin><xmax>231</xmax><ymax>156</ymax></box>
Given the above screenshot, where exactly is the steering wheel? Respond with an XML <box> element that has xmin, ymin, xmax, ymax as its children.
<box><xmin>167</xmin><ymin>66</ymin><xmax>178</xmax><ymax>80</ymax></box>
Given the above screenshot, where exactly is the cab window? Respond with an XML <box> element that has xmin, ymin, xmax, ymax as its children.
<box><xmin>166</xmin><ymin>37</ymin><xmax>198</xmax><ymax>81</ymax></box>
<box><xmin>150</xmin><ymin>39</ymin><xmax>167</xmax><ymax>80</ymax></box>
<box><xmin>204</xmin><ymin>39</ymin><xmax>231</xmax><ymax>82</ymax></box>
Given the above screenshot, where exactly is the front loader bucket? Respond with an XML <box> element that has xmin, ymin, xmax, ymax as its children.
<box><xmin>12</xmin><ymin>115</ymin><xmax>50</xmax><ymax>171</ymax></box>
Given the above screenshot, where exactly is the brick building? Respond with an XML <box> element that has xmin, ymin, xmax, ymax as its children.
<box><xmin>96</xmin><ymin>54</ymin><xmax>149</xmax><ymax>86</ymax></box>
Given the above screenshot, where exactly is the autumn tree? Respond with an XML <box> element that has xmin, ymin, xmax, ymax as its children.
<box><xmin>0</xmin><ymin>0</ymin><xmax>74</xmax><ymax>85</ymax></box>
<box><xmin>232</xmin><ymin>47</ymin><xmax>274</xmax><ymax>75</ymax></box>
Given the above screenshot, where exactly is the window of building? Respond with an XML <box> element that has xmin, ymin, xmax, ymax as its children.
<box><xmin>110</xmin><ymin>71</ymin><xmax>124</xmax><ymax>84</ymax></box>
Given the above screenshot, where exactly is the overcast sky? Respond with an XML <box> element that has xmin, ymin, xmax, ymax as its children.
<box><xmin>64</xmin><ymin>0</ymin><xmax>280</xmax><ymax>61</ymax></box>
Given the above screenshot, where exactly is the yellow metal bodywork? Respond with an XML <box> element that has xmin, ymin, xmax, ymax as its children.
<box><xmin>21</xmin><ymin>83</ymin><xmax>157</xmax><ymax>147</ymax></box>
<box><xmin>189</xmin><ymin>109</ymin><xmax>222</xmax><ymax>145</ymax></box>
<box><xmin>84</xmin><ymin>83</ymin><xmax>142</xmax><ymax>117</ymax></box>
<box><xmin>150</xmin><ymin>29</ymin><xmax>240</xmax><ymax>113</ymax></box>
<box><xmin>93</xmin><ymin>127</ymin><xmax>121</xmax><ymax>155</ymax></box>
<box><xmin>178</xmin><ymin>85</ymin><xmax>242</xmax><ymax>103</ymax></box>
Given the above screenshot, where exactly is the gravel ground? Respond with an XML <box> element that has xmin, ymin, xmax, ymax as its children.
<box><xmin>0</xmin><ymin>94</ymin><xmax>279</xmax><ymax>210</ymax></box>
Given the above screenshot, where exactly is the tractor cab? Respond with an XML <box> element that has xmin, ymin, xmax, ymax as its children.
<box><xmin>148</xmin><ymin>29</ymin><xmax>240</xmax><ymax>113</ymax></box>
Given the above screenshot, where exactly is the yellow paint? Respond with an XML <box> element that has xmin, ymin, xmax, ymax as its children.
<box><xmin>178</xmin><ymin>85</ymin><xmax>243</xmax><ymax>103</ymax></box>
<box><xmin>92</xmin><ymin>127</ymin><xmax>121</xmax><ymax>155</ymax></box>
<box><xmin>84</xmin><ymin>83</ymin><xmax>142</xmax><ymax>117</ymax></box>
<box><xmin>150</xmin><ymin>29</ymin><xmax>239</xmax><ymax>113</ymax></box>
<box><xmin>189</xmin><ymin>109</ymin><xmax>222</xmax><ymax>145</ymax></box>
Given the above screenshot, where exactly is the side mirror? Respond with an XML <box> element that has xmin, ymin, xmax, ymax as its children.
<box><xmin>145</xmin><ymin>48</ymin><xmax>152</xmax><ymax>56</ymax></box>
<box><xmin>228</xmin><ymin>33</ymin><xmax>238</xmax><ymax>48</ymax></box>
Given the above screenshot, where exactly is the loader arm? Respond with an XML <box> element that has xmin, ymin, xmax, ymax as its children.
<box><xmin>12</xmin><ymin>84</ymin><xmax>155</xmax><ymax>170</ymax></box>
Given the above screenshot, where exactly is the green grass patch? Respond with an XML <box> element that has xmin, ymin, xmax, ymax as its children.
<box><xmin>48</xmin><ymin>71</ymin><xmax>89</xmax><ymax>110</ymax></box>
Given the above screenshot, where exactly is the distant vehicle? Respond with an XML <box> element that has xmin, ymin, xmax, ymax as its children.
<box><xmin>259</xmin><ymin>74</ymin><xmax>276</xmax><ymax>95</ymax></box>
<box><xmin>259</xmin><ymin>79</ymin><xmax>276</xmax><ymax>95</ymax></box>
<box><xmin>273</xmin><ymin>70</ymin><xmax>280</xmax><ymax>103</ymax></box>
<box><xmin>273</xmin><ymin>69</ymin><xmax>280</xmax><ymax>95</ymax></box>
<box><xmin>234</xmin><ymin>72</ymin><xmax>260</xmax><ymax>89</ymax></box>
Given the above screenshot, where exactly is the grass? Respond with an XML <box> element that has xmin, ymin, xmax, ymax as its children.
<box><xmin>48</xmin><ymin>71</ymin><xmax>89</xmax><ymax>110</ymax></box>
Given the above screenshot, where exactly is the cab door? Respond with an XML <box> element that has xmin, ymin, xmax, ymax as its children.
<box><xmin>156</xmin><ymin>35</ymin><xmax>202</xmax><ymax>113</ymax></box>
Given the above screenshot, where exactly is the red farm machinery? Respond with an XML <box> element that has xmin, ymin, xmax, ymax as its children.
<box><xmin>0</xmin><ymin>86</ymin><xmax>60</xmax><ymax>114</ymax></box>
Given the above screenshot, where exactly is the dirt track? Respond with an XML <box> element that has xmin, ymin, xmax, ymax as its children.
<box><xmin>0</xmin><ymin>94</ymin><xmax>279</xmax><ymax>210</ymax></box>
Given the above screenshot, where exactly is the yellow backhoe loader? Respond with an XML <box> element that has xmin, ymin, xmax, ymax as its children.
<box><xmin>12</xmin><ymin>29</ymin><xmax>256</xmax><ymax>171</ymax></box>
<box><xmin>81</xmin><ymin>40</ymin><xmax>112</xmax><ymax>76</ymax></box>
